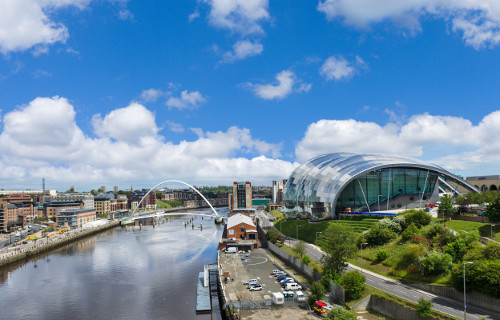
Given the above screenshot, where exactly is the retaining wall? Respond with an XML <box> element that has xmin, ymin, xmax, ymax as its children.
<box><xmin>268</xmin><ymin>242</ymin><xmax>321</xmax><ymax>282</ymax></box>
<box><xmin>0</xmin><ymin>221</ymin><xmax>120</xmax><ymax>268</ymax></box>
<box><xmin>411</xmin><ymin>283</ymin><xmax>500</xmax><ymax>314</ymax></box>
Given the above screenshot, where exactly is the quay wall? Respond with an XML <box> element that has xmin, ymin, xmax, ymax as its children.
<box><xmin>0</xmin><ymin>221</ymin><xmax>120</xmax><ymax>269</ymax></box>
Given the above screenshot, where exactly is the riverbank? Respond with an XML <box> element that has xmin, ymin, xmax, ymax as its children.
<box><xmin>0</xmin><ymin>220</ymin><xmax>120</xmax><ymax>269</ymax></box>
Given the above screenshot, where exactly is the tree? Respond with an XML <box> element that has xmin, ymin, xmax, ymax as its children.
<box><xmin>90</xmin><ymin>189</ymin><xmax>98</xmax><ymax>196</ymax></box>
<box><xmin>486</xmin><ymin>196</ymin><xmax>500</xmax><ymax>222</ymax></box>
<box><xmin>340</xmin><ymin>271</ymin><xmax>366</xmax><ymax>300</ymax></box>
<box><xmin>403</xmin><ymin>209</ymin><xmax>431</xmax><ymax>228</ymax></box>
<box><xmin>308</xmin><ymin>281</ymin><xmax>325</xmax><ymax>305</ymax></box>
<box><xmin>416</xmin><ymin>252</ymin><xmax>453</xmax><ymax>276</ymax></box>
<box><xmin>438</xmin><ymin>194</ymin><xmax>454</xmax><ymax>218</ymax></box>
<box><xmin>293</xmin><ymin>240</ymin><xmax>306</xmax><ymax>258</ymax></box>
<box><xmin>318</xmin><ymin>224</ymin><xmax>357</xmax><ymax>276</ymax></box>
<box><xmin>416</xmin><ymin>297</ymin><xmax>432</xmax><ymax>318</ymax></box>
<box><xmin>265</xmin><ymin>230</ymin><xmax>284</xmax><ymax>244</ymax></box>
<box><xmin>402</xmin><ymin>223</ymin><xmax>419</xmax><ymax>242</ymax></box>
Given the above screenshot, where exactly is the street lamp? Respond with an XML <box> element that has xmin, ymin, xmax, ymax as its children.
<box><xmin>360</xmin><ymin>242</ymin><xmax>368</xmax><ymax>273</ymax></box>
<box><xmin>296</xmin><ymin>225</ymin><xmax>302</xmax><ymax>241</ymax></box>
<box><xmin>491</xmin><ymin>224</ymin><xmax>496</xmax><ymax>240</ymax></box>
<box><xmin>463</xmin><ymin>261</ymin><xmax>473</xmax><ymax>320</ymax></box>
<box><xmin>316</xmin><ymin>232</ymin><xmax>322</xmax><ymax>243</ymax></box>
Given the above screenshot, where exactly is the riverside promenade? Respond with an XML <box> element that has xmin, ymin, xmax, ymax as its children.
<box><xmin>0</xmin><ymin>220</ymin><xmax>120</xmax><ymax>268</ymax></box>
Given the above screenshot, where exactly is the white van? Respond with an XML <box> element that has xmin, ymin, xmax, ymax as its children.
<box><xmin>224</xmin><ymin>247</ymin><xmax>237</xmax><ymax>253</ymax></box>
<box><xmin>295</xmin><ymin>291</ymin><xmax>305</xmax><ymax>302</ymax></box>
<box><xmin>285</xmin><ymin>282</ymin><xmax>302</xmax><ymax>291</ymax></box>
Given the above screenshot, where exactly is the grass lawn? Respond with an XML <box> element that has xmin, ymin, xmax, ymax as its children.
<box><xmin>275</xmin><ymin>243</ymin><xmax>323</xmax><ymax>273</ymax></box>
<box><xmin>445</xmin><ymin>220</ymin><xmax>500</xmax><ymax>241</ymax></box>
<box><xmin>269</xmin><ymin>209</ymin><xmax>284</xmax><ymax>220</ymax></box>
<box><xmin>275</xmin><ymin>218</ymin><xmax>380</xmax><ymax>243</ymax></box>
<box><xmin>156</xmin><ymin>200</ymin><xmax>172</xmax><ymax>208</ymax></box>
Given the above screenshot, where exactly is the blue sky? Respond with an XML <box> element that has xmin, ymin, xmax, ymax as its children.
<box><xmin>1</xmin><ymin>0</ymin><xmax>500</xmax><ymax>191</ymax></box>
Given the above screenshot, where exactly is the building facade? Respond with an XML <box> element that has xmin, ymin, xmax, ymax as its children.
<box><xmin>230</xmin><ymin>181</ymin><xmax>252</xmax><ymax>210</ymax></box>
<box><xmin>52</xmin><ymin>193</ymin><xmax>95</xmax><ymax>210</ymax></box>
<box><xmin>465</xmin><ymin>175</ymin><xmax>500</xmax><ymax>192</ymax></box>
<box><xmin>57</xmin><ymin>209</ymin><xmax>97</xmax><ymax>229</ymax></box>
<box><xmin>284</xmin><ymin>153</ymin><xmax>479</xmax><ymax>220</ymax></box>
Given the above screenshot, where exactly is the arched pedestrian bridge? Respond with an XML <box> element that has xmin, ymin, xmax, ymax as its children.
<box><xmin>121</xmin><ymin>180</ymin><xmax>223</xmax><ymax>224</ymax></box>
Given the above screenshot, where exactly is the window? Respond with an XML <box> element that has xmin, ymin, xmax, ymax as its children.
<box><xmin>228</xmin><ymin>229</ymin><xmax>234</xmax><ymax>235</ymax></box>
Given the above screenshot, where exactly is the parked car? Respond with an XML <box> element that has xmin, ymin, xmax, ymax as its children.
<box><xmin>295</xmin><ymin>291</ymin><xmax>306</xmax><ymax>302</ymax></box>
<box><xmin>243</xmin><ymin>278</ymin><xmax>258</xmax><ymax>285</ymax></box>
<box><xmin>284</xmin><ymin>282</ymin><xmax>302</xmax><ymax>291</ymax></box>
<box><xmin>248</xmin><ymin>283</ymin><xmax>263</xmax><ymax>291</ymax></box>
<box><xmin>280</xmin><ymin>277</ymin><xmax>293</xmax><ymax>284</ymax></box>
<box><xmin>3</xmin><ymin>243</ymin><xmax>8</xmax><ymax>247</ymax></box>
<box><xmin>271</xmin><ymin>269</ymin><xmax>284</xmax><ymax>275</ymax></box>
<box><xmin>277</xmin><ymin>275</ymin><xmax>289</xmax><ymax>282</ymax></box>
<box><xmin>281</xmin><ymin>279</ymin><xmax>295</xmax><ymax>286</ymax></box>
<box><xmin>274</xmin><ymin>271</ymin><xmax>286</xmax><ymax>277</ymax></box>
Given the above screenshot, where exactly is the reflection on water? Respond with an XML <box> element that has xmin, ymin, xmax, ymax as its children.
<box><xmin>0</xmin><ymin>209</ymin><xmax>225</xmax><ymax>320</ymax></box>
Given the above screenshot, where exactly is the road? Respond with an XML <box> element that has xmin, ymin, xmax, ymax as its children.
<box><xmin>255</xmin><ymin>210</ymin><xmax>499</xmax><ymax>320</ymax></box>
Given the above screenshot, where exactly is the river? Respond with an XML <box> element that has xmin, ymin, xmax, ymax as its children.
<box><xmin>0</xmin><ymin>209</ymin><xmax>225</xmax><ymax>320</ymax></box>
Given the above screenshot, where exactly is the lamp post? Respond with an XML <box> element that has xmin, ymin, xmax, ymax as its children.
<box><xmin>463</xmin><ymin>261</ymin><xmax>473</xmax><ymax>320</ymax></box>
<box><xmin>316</xmin><ymin>232</ymin><xmax>322</xmax><ymax>243</ymax></box>
<box><xmin>296</xmin><ymin>225</ymin><xmax>302</xmax><ymax>241</ymax></box>
<box><xmin>360</xmin><ymin>242</ymin><xmax>368</xmax><ymax>274</ymax></box>
<box><xmin>492</xmin><ymin>224</ymin><xmax>496</xmax><ymax>240</ymax></box>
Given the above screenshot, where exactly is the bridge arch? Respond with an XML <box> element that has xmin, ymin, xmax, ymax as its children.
<box><xmin>129</xmin><ymin>180</ymin><xmax>218</xmax><ymax>218</ymax></box>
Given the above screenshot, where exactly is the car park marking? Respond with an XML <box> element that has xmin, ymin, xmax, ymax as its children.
<box><xmin>245</xmin><ymin>257</ymin><xmax>268</xmax><ymax>266</ymax></box>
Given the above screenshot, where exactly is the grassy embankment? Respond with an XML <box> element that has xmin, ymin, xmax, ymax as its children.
<box><xmin>156</xmin><ymin>200</ymin><xmax>184</xmax><ymax>209</ymax></box>
<box><xmin>444</xmin><ymin>220</ymin><xmax>500</xmax><ymax>242</ymax></box>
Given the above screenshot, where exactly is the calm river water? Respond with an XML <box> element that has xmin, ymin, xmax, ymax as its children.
<box><xmin>0</xmin><ymin>209</ymin><xmax>225</xmax><ymax>320</ymax></box>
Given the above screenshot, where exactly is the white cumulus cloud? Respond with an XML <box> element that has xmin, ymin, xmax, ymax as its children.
<box><xmin>295</xmin><ymin>111</ymin><xmax>500</xmax><ymax>173</ymax></box>
<box><xmin>222</xmin><ymin>39</ymin><xmax>263</xmax><ymax>63</ymax></box>
<box><xmin>249</xmin><ymin>70</ymin><xmax>311</xmax><ymax>100</ymax></box>
<box><xmin>166</xmin><ymin>90</ymin><xmax>206</xmax><ymax>110</ymax></box>
<box><xmin>204</xmin><ymin>0</ymin><xmax>269</xmax><ymax>35</ymax></box>
<box><xmin>0</xmin><ymin>0</ymin><xmax>91</xmax><ymax>54</ymax></box>
<box><xmin>0</xmin><ymin>96</ymin><xmax>296</xmax><ymax>189</ymax></box>
<box><xmin>320</xmin><ymin>55</ymin><xmax>363</xmax><ymax>81</ymax></box>
<box><xmin>317</xmin><ymin>0</ymin><xmax>500</xmax><ymax>49</ymax></box>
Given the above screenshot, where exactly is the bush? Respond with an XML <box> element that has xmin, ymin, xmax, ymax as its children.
<box><xmin>378</xmin><ymin>218</ymin><xmax>402</xmax><ymax>234</ymax></box>
<box><xmin>302</xmin><ymin>254</ymin><xmax>312</xmax><ymax>265</ymax></box>
<box><xmin>340</xmin><ymin>270</ymin><xmax>366</xmax><ymax>300</ymax></box>
<box><xmin>486</xmin><ymin>196</ymin><xmax>500</xmax><ymax>222</ymax></box>
<box><xmin>451</xmin><ymin>260</ymin><xmax>500</xmax><ymax>297</ymax></box>
<box><xmin>365</xmin><ymin>225</ymin><xmax>397</xmax><ymax>246</ymax></box>
<box><xmin>416</xmin><ymin>252</ymin><xmax>453</xmax><ymax>276</ymax></box>
<box><xmin>308</xmin><ymin>281</ymin><xmax>325</xmax><ymax>305</ymax></box>
<box><xmin>326</xmin><ymin>307</ymin><xmax>358</xmax><ymax>320</ymax></box>
<box><xmin>376</xmin><ymin>249</ymin><xmax>389</xmax><ymax>262</ymax></box>
<box><xmin>484</xmin><ymin>242</ymin><xmax>500</xmax><ymax>260</ymax></box>
<box><xmin>393</xmin><ymin>215</ymin><xmax>406</xmax><ymax>230</ymax></box>
<box><xmin>416</xmin><ymin>297</ymin><xmax>432</xmax><ymax>318</ymax></box>
<box><xmin>424</xmin><ymin>224</ymin><xmax>445</xmax><ymax>239</ymax></box>
<box><xmin>403</xmin><ymin>209</ymin><xmax>431</xmax><ymax>228</ymax></box>
<box><xmin>463</xmin><ymin>244</ymin><xmax>485</xmax><ymax>261</ymax></box>
<box><xmin>443</xmin><ymin>231</ymin><xmax>479</xmax><ymax>262</ymax></box>
<box><xmin>402</xmin><ymin>223</ymin><xmax>419</xmax><ymax>242</ymax></box>
<box><xmin>265</xmin><ymin>230</ymin><xmax>284</xmax><ymax>244</ymax></box>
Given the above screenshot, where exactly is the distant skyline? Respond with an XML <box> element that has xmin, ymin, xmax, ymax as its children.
<box><xmin>1</xmin><ymin>1</ymin><xmax>500</xmax><ymax>190</ymax></box>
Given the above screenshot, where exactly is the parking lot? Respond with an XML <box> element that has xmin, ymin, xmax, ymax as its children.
<box><xmin>220</xmin><ymin>248</ymin><xmax>308</xmax><ymax>300</ymax></box>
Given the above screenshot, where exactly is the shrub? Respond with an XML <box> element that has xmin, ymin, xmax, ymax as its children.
<box><xmin>398</xmin><ymin>244</ymin><xmax>427</xmax><ymax>269</ymax></box>
<box><xmin>393</xmin><ymin>215</ymin><xmax>406</xmax><ymax>230</ymax></box>
<box><xmin>365</xmin><ymin>225</ymin><xmax>397</xmax><ymax>246</ymax></box>
<box><xmin>451</xmin><ymin>260</ymin><xmax>500</xmax><ymax>297</ymax></box>
<box><xmin>424</xmin><ymin>224</ymin><xmax>445</xmax><ymax>239</ymax></box>
<box><xmin>416</xmin><ymin>297</ymin><xmax>432</xmax><ymax>318</ymax></box>
<box><xmin>486</xmin><ymin>196</ymin><xmax>500</xmax><ymax>222</ymax></box>
<box><xmin>410</xmin><ymin>235</ymin><xmax>429</xmax><ymax>245</ymax></box>
<box><xmin>484</xmin><ymin>242</ymin><xmax>500</xmax><ymax>260</ymax></box>
<box><xmin>402</xmin><ymin>223</ymin><xmax>419</xmax><ymax>242</ymax></box>
<box><xmin>378</xmin><ymin>218</ymin><xmax>402</xmax><ymax>234</ymax></box>
<box><xmin>302</xmin><ymin>254</ymin><xmax>312</xmax><ymax>265</ymax></box>
<box><xmin>443</xmin><ymin>231</ymin><xmax>479</xmax><ymax>262</ymax></box>
<box><xmin>403</xmin><ymin>209</ymin><xmax>431</xmax><ymax>228</ymax></box>
<box><xmin>308</xmin><ymin>281</ymin><xmax>325</xmax><ymax>305</ymax></box>
<box><xmin>340</xmin><ymin>270</ymin><xmax>366</xmax><ymax>300</ymax></box>
<box><xmin>376</xmin><ymin>249</ymin><xmax>389</xmax><ymax>262</ymax></box>
<box><xmin>463</xmin><ymin>244</ymin><xmax>485</xmax><ymax>261</ymax></box>
<box><xmin>416</xmin><ymin>252</ymin><xmax>453</xmax><ymax>276</ymax></box>
<box><xmin>326</xmin><ymin>307</ymin><xmax>358</xmax><ymax>320</ymax></box>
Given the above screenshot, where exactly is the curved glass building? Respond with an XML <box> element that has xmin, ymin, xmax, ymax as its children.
<box><xmin>283</xmin><ymin>153</ymin><xmax>478</xmax><ymax>220</ymax></box>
